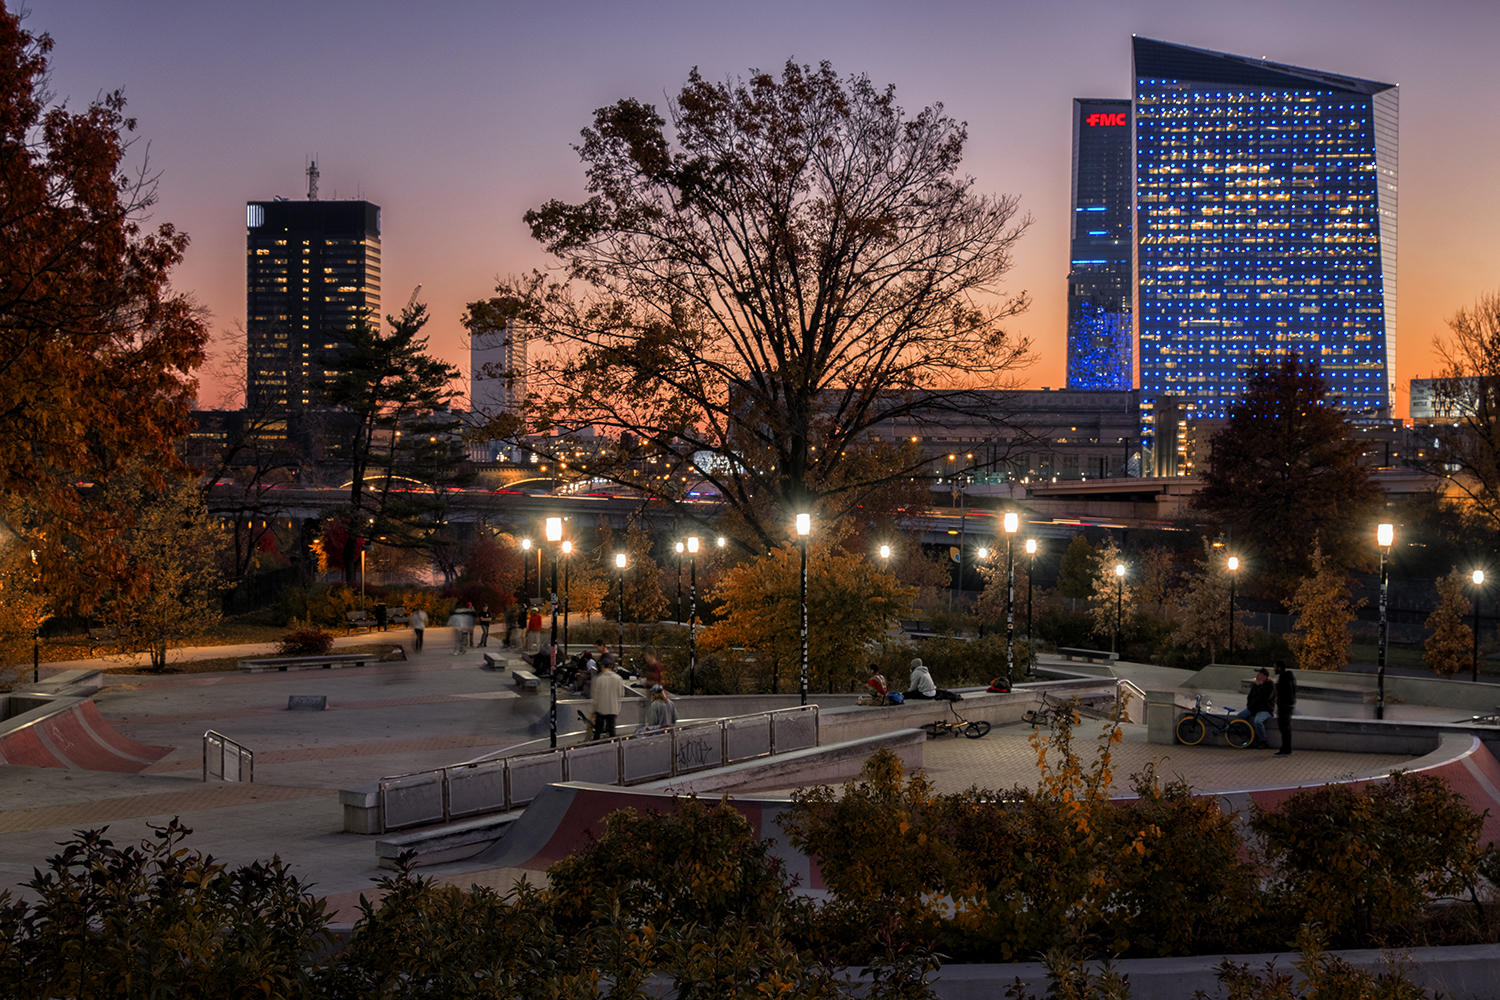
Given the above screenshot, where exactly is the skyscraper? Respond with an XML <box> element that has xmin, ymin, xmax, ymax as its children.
<box><xmin>1066</xmin><ymin>98</ymin><xmax>1134</xmax><ymax>391</ymax></box>
<box><xmin>1133</xmin><ymin>37</ymin><xmax>1397</xmax><ymax>468</ymax></box>
<box><xmin>245</xmin><ymin>187</ymin><xmax>382</xmax><ymax>410</ymax></box>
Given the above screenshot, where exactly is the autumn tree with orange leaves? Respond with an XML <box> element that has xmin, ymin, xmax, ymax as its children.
<box><xmin>0</xmin><ymin>4</ymin><xmax>208</xmax><ymax>608</ymax></box>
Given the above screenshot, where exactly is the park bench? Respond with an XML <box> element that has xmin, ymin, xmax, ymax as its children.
<box><xmin>899</xmin><ymin>619</ymin><xmax>941</xmax><ymax>639</ymax></box>
<box><xmin>238</xmin><ymin>653</ymin><xmax>373</xmax><ymax>673</ymax></box>
<box><xmin>512</xmin><ymin>668</ymin><xmax>541</xmax><ymax>692</ymax></box>
<box><xmin>88</xmin><ymin>626</ymin><xmax>122</xmax><ymax>650</ymax></box>
<box><xmin>1057</xmin><ymin>647</ymin><xmax>1120</xmax><ymax>663</ymax></box>
<box><xmin>346</xmin><ymin>610</ymin><xmax>375</xmax><ymax>633</ymax></box>
<box><xmin>386</xmin><ymin>606</ymin><xmax>411</xmax><ymax>627</ymax></box>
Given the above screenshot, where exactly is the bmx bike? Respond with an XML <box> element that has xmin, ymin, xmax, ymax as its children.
<box><xmin>920</xmin><ymin>700</ymin><xmax>992</xmax><ymax>740</ymax></box>
<box><xmin>1175</xmin><ymin>695</ymin><xmax>1255</xmax><ymax>748</ymax></box>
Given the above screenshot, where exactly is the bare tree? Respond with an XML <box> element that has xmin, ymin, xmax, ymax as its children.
<box><xmin>1430</xmin><ymin>291</ymin><xmax>1500</xmax><ymax>530</ymax></box>
<box><xmin>478</xmin><ymin>61</ymin><xmax>1032</xmax><ymax>551</ymax></box>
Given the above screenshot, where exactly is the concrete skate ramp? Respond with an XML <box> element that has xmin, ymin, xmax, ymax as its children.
<box><xmin>472</xmin><ymin>781</ymin><xmax>825</xmax><ymax>892</ymax></box>
<box><xmin>0</xmin><ymin>696</ymin><xmax>173</xmax><ymax>773</ymax></box>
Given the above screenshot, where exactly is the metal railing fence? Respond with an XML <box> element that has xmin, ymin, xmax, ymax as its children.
<box><xmin>203</xmin><ymin>730</ymin><xmax>254</xmax><ymax>783</ymax></box>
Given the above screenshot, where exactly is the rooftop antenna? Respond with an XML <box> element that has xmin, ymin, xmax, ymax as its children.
<box><xmin>306</xmin><ymin>158</ymin><xmax>320</xmax><ymax>201</ymax></box>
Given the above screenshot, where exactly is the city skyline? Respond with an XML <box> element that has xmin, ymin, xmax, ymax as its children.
<box><xmin>22</xmin><ymin>0</ymin><xmax>1500</xmax><ymax>418</ymax></box>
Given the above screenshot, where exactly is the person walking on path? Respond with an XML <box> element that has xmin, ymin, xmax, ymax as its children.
<box><xmin>477</xmin><ymin>607</ymin><xmax>492</xmax><ymax>647</ymax></box>
<box><xmin>525</xmin><ymin>606</ymin><xmax>544</xmax><ymax>653</ymax></box>
<box><xmin>410</xmin><ymin>608</ymin><xmax>427</xmax><ymax>651</ymax></box>
<box><xmin>1236</xmin><ymin>667</ymin><xmax>1276</xmax><ymax>748</ymax></box>
<box><xmin>374</xmin><ymin>602</ymin><xmax>388</xmax><ymax>632</ymax></box>
<box><xmin>591</xmin><ymin>662</ymin><xmax>624</xmax><ymax>739</ymax></box>
<box><xmin>450</xmin><ymin>604</ymin><xmax>476</xmax><ymax>655</ymax></box>
<box><xmin>1274</xmin><ymin>660</ymin><xmax>1297</xmax><ymax>756</ymax></box>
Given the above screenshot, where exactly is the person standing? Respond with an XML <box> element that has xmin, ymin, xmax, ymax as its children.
<box><xmin>1236</xmin><ymin>667</ymin><xmax>1276</xmax><ymax>749</ymax></box>
<box><xmin>477</xmin><ymin>607</ymin><xmax>492</xmax><ymax>647</ymax></box>
<box><xmin>374</xmin><ymin>602</ymin><xmax>388</xmax><ymax>632</ymax></box>
<box><xmin>410</xmin><ymin>607</ymin><xmax>427</xmax><ymax>651</ymax></box>
<box><xmin>525</xmin><ymin>606</ymin><xmax>544</xmax><ymax>653</ymax></box>
<box><xmin>645</xmin><ymin>684</ymin><xmax>677</xmax><ymax>728</ymax></box>
<box><xmin>591</xmin><ymin>662</ymin><xmax>624</xmax><ymax>739</ymax></box>
<box><xmin>1274</xmin><ymin>660</ymin><xmax>1297</xmax><ymax>756</ymax></box>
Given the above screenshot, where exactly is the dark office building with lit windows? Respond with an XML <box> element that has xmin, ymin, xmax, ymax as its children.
<box><xmin>245</xmin><ymin>198</ymin><xmax>382</xmax><ymax>409</ymax></box>
<box><xmin>1132</xmin><ymin>37</ymin><xmax>1397</xmax><ymax>469</ymax></box>
<box><xmin>1066</xmin><ymin>98</ymin><xmax>1134</xmax><ymax>391</ymax></box>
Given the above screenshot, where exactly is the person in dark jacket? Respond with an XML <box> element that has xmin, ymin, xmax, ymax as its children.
<box><xmin>1274</xmin><ymin>660</ymin><xmax>1297</xmax><ymax>756</ymax></box>
<box><xmin>1236</xmin><ymin>667</ymin><xmax>1276</xmax><ymax>748</ymax></box>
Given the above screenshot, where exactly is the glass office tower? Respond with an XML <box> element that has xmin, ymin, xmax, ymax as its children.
<box><xmin>1067</xmin><ymin>98</ymin><xmax>1134</xmax><ymax>391</ymax></box>
<box><xmin>1133</xmin><ymin>37</ymin><xmax>1397</xmax><ymax>467</ymax></box>
<box><xmin>246</xmin><ymin>199</ymin><xmax>382</xmax><ymax>409</ymax></box>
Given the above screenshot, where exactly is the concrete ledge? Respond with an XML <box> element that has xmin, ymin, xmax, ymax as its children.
<box><xmin>922</xmin><ymin>943</ymin><xmax>1500</xmax><ymax>1000</ymax></box>
<box><xmin>288</xmin><ymin>695</ymin><xmax>327</xmax><ymax>711</ymax></box>
<box><xmin>0</xmin><ymin>694</ymin><xmax>89</xmax><ymax>736</ymax></box>
<box><xmin>375</xmin><ymin>811</ymin><xmax>523</xmax><ymax>869</ymax></box>
<box><xmin>26</xmin><ymin>668</ymin><xmax>104</xmax><ymax>697</ymax></box>
<box><xmin>642</xmin><ymin>728</ymin><xmax>927</xmax><ymax>796</ymax></box>
<box><xmin>238</xmin><ymin>654</ymin><xmax>371</xmax><ymax>673</ymax></box>
<box><xmin>340</xmin><ymin>785</ymin><xmax>381</xmax><ymax>835</ymax></box>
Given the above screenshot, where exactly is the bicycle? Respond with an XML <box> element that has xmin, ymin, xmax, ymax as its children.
<box><xmin>1022</xmin><ymin>691</ymin><xmax>1072</xmax><ymax>729</ymax></box>
<box><xmin>1175</xmin><ymin>695</ymin><xmax>1255</xmax><ymax>748</ymax></box>
<box><xmin>919</xmin><ymin>700</ymin><xmax>992</xmax><ymax>740</ymax></box>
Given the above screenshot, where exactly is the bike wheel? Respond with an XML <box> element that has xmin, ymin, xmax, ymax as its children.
<box><xmin>964</xmin><ymin>720</ymin><xmax>992</xmax><ymax>739</ymax></box>
<box><xmin>1176</xmin><ymin>715</ymin><xmax>1206</xmax><ymax>745</ymax></box>
<box><xmin>920</xmin><ymin>722</ymin><xmax>942</xmax><ymax>739</ymax></box>
<box><xmin>1225</xmin><ymin>719</ymin><xmax>1256</xmax><ymax>748</ymax></box>
<box><xmin>1022</xmin><ymin>710</ymin><xmax>1041</xmax><ymax>727</ymax></box>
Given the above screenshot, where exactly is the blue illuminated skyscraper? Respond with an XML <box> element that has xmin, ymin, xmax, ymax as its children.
<box><xmin>1133</xmin><ymin>37</ymin><xmax>1397</xmax><ymax>467</ymax></box>
<box><xmin>1067</xmin><ymin>98</ymin><xmax>1134</xmax><ymax>391</ymax></box>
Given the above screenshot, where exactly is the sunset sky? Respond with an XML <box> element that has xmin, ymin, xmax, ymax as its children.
<box><xmin>23</xmin><ymin>0</ymin><xmax>1500</xmax><ymax>418</ymax></box>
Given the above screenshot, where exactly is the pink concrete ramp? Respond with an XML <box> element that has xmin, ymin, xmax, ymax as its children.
<box><xmin>0</xmin><ymin>698</ymin><xmax>172</xmax><ymax>773</ymax></box>
<box><xmin>473</xmin><ymin>782</ymin><xmax>826</xmax><ymax>893</ymax></box>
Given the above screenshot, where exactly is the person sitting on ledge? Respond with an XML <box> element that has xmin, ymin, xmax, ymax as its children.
<box><xmin>907</xmin><ymin>658</ymin><xmax>938</xmax><ymax>700</ymax></box>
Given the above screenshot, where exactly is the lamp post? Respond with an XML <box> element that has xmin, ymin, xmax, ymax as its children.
<box><xmin>561</xmin><ymin>539</ymin><xmax>573</xmax><ymax>666</ymax></box>
<box><xmin>1227</xmin><ymin>556</ymin><xmax>1239</xmax><ymax>661</ymax></box>
<box><xmin>797</xmin><ymin>513</ymin><xmax>810</xmax><ymax>706</ymax></box>
<box><xmin>687</xmin><ymin>536</ymin><xmax>700</xmax><ymax>696</ymax></box>
<box><xmin>1114</xmin><ymin>562</ymin><xmax>1126</xmax><ymax>655</ymax></box>
<box><xmin>615</xmin><ymin>553</ymin><xmax>627</xmax><ymax>670</ymax></box>
<box><xmin>1004</xmin><ymin>512</ymin><xmax>1019</xmax><ymax>686</ymax></box>
<box><xmin>879</xmin><ymin>544</ymin><xmax>891</xmax><ymax>565</ymax></box>
<box><xmin>1473</xmin><ymin>569</ymin><xmax>1486</xmax><ymax>683</ymax></box>
<box><xmin>546</xmin><ymin>517</ymin><xmax>563</xmax><ymax>748</ymax></box>
<box><xmin>521</xmin><ymin>538</ymin><xmax>531</xmax><ymax>604</ymax></box>
<box><xmin>1377</xmin><ymin>522</ymin><xmax>1393</xmax><ymax>720</ymax></box>
<box><xmin>675</xmin><ymin>541</ymin><xmax>685</xmax><ymax>622</ymax></box>
<box><xmin>1024</xmin><ymin>538</ymin><xmax>1037</xmax><ymax>642</ymax></box>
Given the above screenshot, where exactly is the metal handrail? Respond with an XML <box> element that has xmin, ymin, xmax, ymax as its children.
<box><xmin>1116</xmin><ymin>678</ymin><xmax>1147</xmax><ymax>723</ymax></box>
<box><xmin>376</xmin><ymin>704</ymin><xmax>818</xmax><ymax>833</ymax></box>
<box><xmin>202</xmin><ymin>729</ymin><xmax>253</xmax><ymax>783</ymax></box>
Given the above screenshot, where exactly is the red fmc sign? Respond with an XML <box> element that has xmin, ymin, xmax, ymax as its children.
<box><xmin>1085</xmin><ymin>112</ymin><xmax>1127</xmax><ymax>127</ymax></box>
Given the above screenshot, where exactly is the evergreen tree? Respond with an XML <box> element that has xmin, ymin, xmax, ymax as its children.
<box><xmin>1056</xmin><ymin>534</ymin><xmax>1097</xmax><ymax>600</ymax></box>
<box><xmin>1287</xmin><ymin>542</ymin><xmax>1365</xmax><ymax>671</ymax></box>
<box><xmin>1193</xmin><ymin>356</ymin><xmax>1384</xmax><ymax>596</ymax></box>
<box><xmin>1424</xmin><ymin>568</ymin><xmax>1474</xmax><ymax>678</ymax></box>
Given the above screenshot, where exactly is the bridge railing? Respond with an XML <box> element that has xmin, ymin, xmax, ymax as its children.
<box><xmin>377</xmin><ymin>704</ymin><xmax>819</xmax><ymax>833</ymax></box>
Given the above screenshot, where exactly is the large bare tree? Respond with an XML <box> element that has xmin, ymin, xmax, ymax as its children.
<box><xmin>475</xmin><ymin>60</ymin><xmax>1032</xmax><ymax>550</ymax></box>
<box><xmin>1430</xmin><ymin>291</ymin><xmax>1500</xmax><ymax>530</ymax></box>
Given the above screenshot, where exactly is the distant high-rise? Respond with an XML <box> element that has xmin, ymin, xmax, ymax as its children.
<box><xmin>470</xmin><ymin>319</ymin><xmax>528</xmax><ymax>415</ymax></box>
<box><xmin>1066</xmin><ymin>98</ymin><xmax>1134</xmax><ymax>391</ymax></box>
<box><xmin>245</xmin><ymin>179</ymin><xmax>381</xmax><ymax>409</ymax></box>
<box><xmin>1133</xmin><ymin>37</ymin><xmax>1397</xmax><ymax>469</ymax></box>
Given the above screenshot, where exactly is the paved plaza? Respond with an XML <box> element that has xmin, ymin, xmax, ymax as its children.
<box><xmin>0</xmin><ymin>631</ymin><xmax>1438</xmax><ymax>917</ymax></box>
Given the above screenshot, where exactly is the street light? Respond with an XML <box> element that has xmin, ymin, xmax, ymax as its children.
<box><xmin>1004</xmin><ymin>511</ymin><xmax>1019</xmax><ymax>686</ymax></box>
<box><xmin>687</xmin><ymin>536</ymin><xmax>700</xmax><ymax>696</ymax></box>
<box><xmin>1377</xmin><ymin>522</ymin><xmax>1394</xmax><ymax>720</ymax></box>
<box><xmin>1114</xmin><ymin>562</ymin><xmax>1126</xmax><ymax>655</ymax></box>
<box><xmin>615</xmin><ymin>553</ymin><xmax>627</xmax><ymax>669</ymax></box>
<box><xmin>1227</xmin><ymin>555</ymin><xmax>1240</xmax><ymax>662</ymax></box>
<box><xmin>675</xmin><ymin>541</ymin><xmax>685</xmax><ymax>623</ymax></box>
<box><xmin>1025</xmin><ymin>538</ymin><xmax>1038</xmax><ymax>674</ymax></box>
<box><xmin>561</xmin><ymin>539</ymin><xmax>573</xmax><ymax>664</ymax></box>
<box><xmin>1473</xmin><ymin>569</ymin><xmax>1486</xmax><ymax>683</ymax></box>
<box><xmin>879</xmin><ymin>543</ymin><xmax>891</xmax><ymax>563</ymax></box>
<box><xmin>545</xmin><ymin>517</ymin><xmax>563</xmax><ymax>748</ymax></box>
<box><xmin>521</xmin><ymin>538</ymin><xmax>532</xmax><ymax>603</ymax></box>
<box><xmin>797</xmin><ymin>512</ymin><xmax>811</xmax><ymax>706</ymax></box>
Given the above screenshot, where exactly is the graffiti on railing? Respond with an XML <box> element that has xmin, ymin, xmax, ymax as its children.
<box><xmin>676</xmin><ymin>733</ymin><xmax>715</xmax><ymax>769</ymax></box>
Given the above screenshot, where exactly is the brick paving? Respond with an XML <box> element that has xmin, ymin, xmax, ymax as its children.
<box><xmin>0</xmin><ymin>783</ymin><xmax>332</xmax><ymax>835</ymax></box>
<box><xmin>920</xmin><ymin>719</ymin><xmax>1414</xmax><ymax>797</ymax></box>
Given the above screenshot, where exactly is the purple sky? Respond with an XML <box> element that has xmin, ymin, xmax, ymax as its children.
<box><xmin>23</xmin><ymin>0</ymin><xmax>1500</xmax><ymax>417</ymax></box>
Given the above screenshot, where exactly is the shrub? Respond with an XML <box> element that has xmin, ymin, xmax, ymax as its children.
<box><xmin>275</xmin><ymin>627</ymin><xmax>334</xmax><ymax>657</ymax></box>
